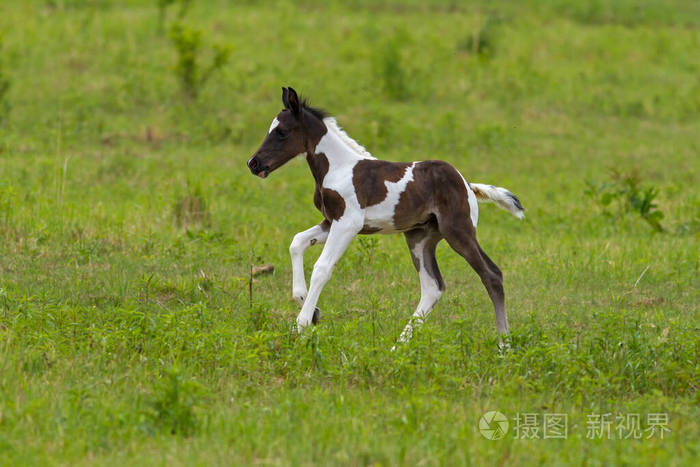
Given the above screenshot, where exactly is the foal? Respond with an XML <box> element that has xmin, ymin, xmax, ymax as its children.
<box><xmin>248</xmin><ymin>87</ymin><xmax>524</xmax><ymax>346</ymax></box>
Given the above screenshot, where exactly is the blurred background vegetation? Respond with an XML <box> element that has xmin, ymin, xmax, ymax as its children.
<box><xmin>0</xmin><ymin>0</ymin><xmax>698</xmax><ymax>464</ymax></box>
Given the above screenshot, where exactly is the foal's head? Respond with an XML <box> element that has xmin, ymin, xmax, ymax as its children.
<box><xmin>248</xmin><ymin>87</ymin><xmax>327</xmax><ymax>178</ymax></box>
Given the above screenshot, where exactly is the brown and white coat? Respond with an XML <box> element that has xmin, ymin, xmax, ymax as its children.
<box><xmin>248</xmin><ymin>87</ymin><xmax>524</xmax><ymax>348</ymax></box>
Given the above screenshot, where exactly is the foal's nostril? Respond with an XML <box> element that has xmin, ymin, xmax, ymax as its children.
<box><xmin>249</xmin><ymin>158</ymin><xmax>259</xmax><ymax>170</ymax></box>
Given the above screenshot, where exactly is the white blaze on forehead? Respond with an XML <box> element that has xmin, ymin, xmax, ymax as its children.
<box><xmin>268</xmin><ymin>117</ymin><xmax>280</xmax><ymax>134</ymax></box>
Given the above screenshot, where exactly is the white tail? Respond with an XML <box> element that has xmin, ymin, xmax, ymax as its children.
<box><xmin>469</xmin><ymin>183</ymin><xmax>525</xmax><ymax>219</ymax></box>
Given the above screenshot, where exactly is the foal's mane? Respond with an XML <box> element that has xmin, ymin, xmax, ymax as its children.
<box><xmin>322</xmin><ymin>117</ymin><xmax>374</xmax><ymax>159</ymax></box>
<box><xmin>301</xmin><ymin>99</ymin><xmax>328</xmax><ymax>121</ymax></box>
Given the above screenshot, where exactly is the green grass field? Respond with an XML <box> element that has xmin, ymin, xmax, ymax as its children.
<box><xmin>0</xmin><ymin>0</ymin><xmax>698</xmax><ymax>464</ymax></box>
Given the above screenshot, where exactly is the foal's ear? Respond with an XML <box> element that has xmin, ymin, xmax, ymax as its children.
<box><xmin>281</xmin><ymin>87</ymin><xmax>290</xmax><ymax>109</ymax></box>
<box><xmin>285</xmin><ymin>86</ymin><xmax>301</xmax><ymax>117</ymax></box>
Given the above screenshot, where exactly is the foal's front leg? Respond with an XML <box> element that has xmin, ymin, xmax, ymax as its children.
<box><xmin>289</xmin><ymin>221</ymin><xmax>330</xmax><ymax>305</ymax></box>
<box><xmin>297</xmin><ymin>218</ymin><xmax>362</xmax><ymax>331</ymax></box>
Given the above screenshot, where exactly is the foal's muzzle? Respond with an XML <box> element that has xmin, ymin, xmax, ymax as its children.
<box><xmin>247</xmin><ymin>156</ymin><xmax>269</xmax><ymax>178</ymax></box>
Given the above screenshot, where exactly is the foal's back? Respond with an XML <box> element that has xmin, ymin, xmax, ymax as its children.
<box><xmin>351</xmin><ymin>159</ymin><xmax>474</xmax><ymax>234</ymax></box>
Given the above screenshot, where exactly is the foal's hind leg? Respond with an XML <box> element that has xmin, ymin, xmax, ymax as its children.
<box><xmin>438</xmin><ymin>217</ymin><xmax>510</xmax><ymax>343</ymax></box>
<box><xmin>395</xmin><ymin>227</ymin><xmax>445</xmax><ymax>347</ymax></box>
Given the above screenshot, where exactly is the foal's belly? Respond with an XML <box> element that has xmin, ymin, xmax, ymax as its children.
<box><xmin>360</xmin><ymin>216</ymin><xmax>400</xmax><ymax>234</ymax></box>
<box><xmin>361</xmin><ymin>206</ymin><xmax>432</xmax><ymax>234</ymax></box>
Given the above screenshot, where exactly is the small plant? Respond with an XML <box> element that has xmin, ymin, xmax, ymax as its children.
<box><xmin>157</xmin><ymin>0</ymin><xmax>192</xmax><ymax>32</ymax></box>
<box><xmin>168</xmin><ymin>23</ymin><xmax>231</xmax><ymax>99</ymax></box>
<box><xmin>0</xmin><ymin>33</ymin><xmax>11</xmax><ymax>123</ymax></box>
<box><xmin>377</xmin><ymin>39</ymin><xmax>407</xmax><ymax>100</ymax></box>
<box><xmin>585</xmin><ymin>169</ymin><xmax>665</xmax><ymax>232</ymax></box>
<box><xmin>246</xmin><ymin>305</ymin><xmax>269</xmax><ymax>332</ymax></box>
<box><xmin>173</xmin><ymin>182</ymin><xmax>211</xmax><ymax>227</ymax></box>
<box><xmin>0</xmin><ymin>184</ymin><xmax>15</xmax><ymax>227</ymax></box>
<box><xmin>459</xmin><ymin>16</ymin><xmax>501</xmax><ymax>58</ymax></box>
<box><xmin>306</xmin><ymin>328</ymin><xmax>324</xmax><ymax>370</ymax></box>
<box><xmin>148</xmin><ymin>368</ymin><xmax>205</xmax><ymax>436</ymax></box>
<box><xmin>357</xmin><ymin>236</ymin><xmax>379</xmax><ymax>263</ymax></box>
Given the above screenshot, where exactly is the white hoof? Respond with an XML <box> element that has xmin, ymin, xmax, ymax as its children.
<box><xmin>296</xmin><ymin>315</ymin><xmax>312</xmax><ymax>333</ymax></box>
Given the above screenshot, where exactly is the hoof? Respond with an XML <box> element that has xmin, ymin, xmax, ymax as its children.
<box><xmin>311</xmin><ymin>307</ymin><xmax>320</xmax><ymax>325</ymax></box>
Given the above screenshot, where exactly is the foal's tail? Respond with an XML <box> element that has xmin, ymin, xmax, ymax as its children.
<box><xmin>469</xmin><ymin>183</ymin><xmax>525</xmax><ymax>219</ymax></box>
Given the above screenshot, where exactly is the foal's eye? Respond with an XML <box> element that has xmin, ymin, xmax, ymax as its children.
<box><xmin>276</xmin><ymin>128</ymin><xmax>288</xmax><ymax>139</ymax></box>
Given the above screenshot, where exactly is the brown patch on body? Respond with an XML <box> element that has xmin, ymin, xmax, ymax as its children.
<box><xmin>353</xmin><ymin>160</ymin><xmax>410</xmax><ymax>208</ymax></box>
<box><xmin>359</xmin><ymin>226</ymin><xmax>382</xmax><ymax>234</ymax></box>
<box><xmin>320</xmin><ymin>188</ymin><xmax>346</xmax><ymax>220</ymax></box>
<box><xmin>307</xmin><ymin>153</ymin><xmax>345</xmax><ymax>221</ymax></box>
<box><xmin>307</xmin><ymin>152</ymin><xmax>329</xmax><ymax>184</ymax></box>
<box><xmin>393</xmin><ymin>160</ymin><xmax>472</xmax><ymax>233</ymax></box>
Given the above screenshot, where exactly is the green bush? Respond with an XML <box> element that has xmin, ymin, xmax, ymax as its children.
<box><xmin>459</xmin><ymin>16</ymin><xmax>502</xmax><ymax>58</ymax></box>
<box><xmin>147</xmin><ymin>368</ymin><xmax>205</xmax><ymax>436</ymax></box>
<box><xmin>158</xmin><ymin>0</ymin><xmax>193</xmax><ymax>32</ymax></box>
<box><xmin>0</xmin><ymin>184</ymin><xmax>15</xmax><ymax>227</ymax></box>
<box><xmin>168</xmin><ymin>23</ymin><xmax>231</xmax><ymax>99</ymax></box>
<box><xmin>377</xmin><ymin>39</ymin><xmax>407</xmax><ymax>100</ymax></box>
<box><xmin>585</xmin><ymin>170</ymin><xmax>665</xmax><ymax>232</ymax></box>
<box><xmin>0</xmin><ymin>33</ymin><xmax>10</xmax><ymax>123</ymax></box>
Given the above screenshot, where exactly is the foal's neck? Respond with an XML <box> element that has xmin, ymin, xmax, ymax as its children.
<box><xmin>313</xmin><ymin>118</ymin><xmax>375</xmax><ymax>165</ymax></box>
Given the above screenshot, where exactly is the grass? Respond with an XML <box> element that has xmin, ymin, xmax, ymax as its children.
<box><xmin>0</xmin><ymin>0</ymin><xmax>698</xmax><ymax>465</ymax></box>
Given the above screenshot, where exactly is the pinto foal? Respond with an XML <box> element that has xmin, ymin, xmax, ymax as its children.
<box><xmin>248</xmin><ymin>87</ymin><xmax>524</xmax><ymax>347</ymax></box>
